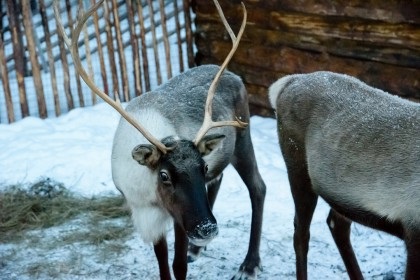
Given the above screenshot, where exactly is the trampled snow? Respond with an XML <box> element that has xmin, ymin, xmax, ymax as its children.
<box><xmin>0</xmin><ymin>102</ymin><xmax>406</xmax><ymax>279</ymax></box>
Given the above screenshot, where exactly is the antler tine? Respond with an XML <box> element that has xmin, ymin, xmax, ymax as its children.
<box><xmin>53</xmin><ymin>0</ymin><xmax>169</xmax><ymax>154</ymax></box>
<box><xmin>193</xmin><ymin>1</ymin><xmax>248</xmax><ymax>146</ymax></box>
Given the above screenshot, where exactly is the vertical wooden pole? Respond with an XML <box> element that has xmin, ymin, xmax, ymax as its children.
<box><xmin>158</xmin><ymin>0</ymin><xmax>172</xmax><ymax>79</ymax></box>
<box><xmin>91</xmin><ymin>0</ymin><xmax>109</xmax><ymax>97</ymax></box>
<box><xmin>22</xmin><ymin>1</ymin><xmax>47</xmax><ymax>118</ymax></box>
<box><xmin>173</xmin><ymin>0</ymin><xmax>184</xmax><ymax>73</ymax></box>
<box><xmin>183</xmin><ymin>0</ymin><xmax>195</xmax><ymax>68</ymax></box>
<box><xmin>136</xmin><ymin>1</ymin><xmax>151</xmax><ymax>91</ymax></box>
<box><xmin>104</xmin><ymin>0</ymin><xmax>119</xmax><ymax>100</ymax></box>
<box><xmin>111</xmin><ymin>0</ymin><xmax>129</xmax><ymax>101</ymax></box>
<box><xmin>56</xmin><ymin>5</ymin><xmax>75</xmax><ymax>111</ymax></box>
<box><xmin>147</xmin><ymin>0</ymin><xmax>162</xmax><ymax>85</ymax></box>
<box><xmin>66</xmin><ymin>0</ymin><xmax>84</xmax><ymax>107</ymax></box>
<box><xmin>0</xmin><ymin>35</ymin><xmax>14</xmax><ymax>123</ymax></box>
<box><xmin>127</xmin><ymin>0</ymin><xmax>142</xmax><ymax>96</ymax></box>
<box><xmin>6</xmin><ymin>0</ymin><xmax>29</xmax><ymax>118</ymax></box>
<box><xmin>39</xmin><ymin>0</ymin><xmax>60</xmax><ymax>117</ymax></box>
<box><xmin>79</xmin><ymin>0</ymin><xmax>95</xmax><ymax>105</ymax></box>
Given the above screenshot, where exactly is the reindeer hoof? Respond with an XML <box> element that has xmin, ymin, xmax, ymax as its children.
<box><xmin>187</xmin><ymin>244</ymin><xmax>205</xmax><ymax>263</ymax></box>
<box><xmin>231</xmin><ymin>259</ymin><xmax>262</xmax><ymax>280</ymax></box>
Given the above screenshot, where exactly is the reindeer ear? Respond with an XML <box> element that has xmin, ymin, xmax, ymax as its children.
<box><xmin>197</xmin><ymin>134</ymin><xmax>226</xmax><ymax>156</ymax></box>
<box><xmin>132</xmin><ymin>144</ymin><xmax>162</xmax><ymax>168</ymax></box>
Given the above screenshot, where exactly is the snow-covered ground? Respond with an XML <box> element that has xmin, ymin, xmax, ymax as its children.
<box><xmin>0</xmin><ymin>102</ymin><xmax>406</xmax><ymax>279</ymax></box>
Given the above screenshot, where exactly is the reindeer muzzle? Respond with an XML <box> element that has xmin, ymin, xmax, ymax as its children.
<box><xmin>187</xmin><ymin>220</ymin><xmax>219</xmax><ymax>246</ymax></box>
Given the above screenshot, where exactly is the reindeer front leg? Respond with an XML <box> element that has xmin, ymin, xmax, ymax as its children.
<box><xmin>154</xmin><ymin>237</ymin><xmax>171</xmax><ymax>280</ymax></box>
<box><xmin>173</xmin><ymin>222</ymin><xmax>189</xmax><ymax>280</ymax></box>
<box><xmin>231</xmin><ymin>132</ymin><xmax>267</xmax><ymax>279</ymax></box>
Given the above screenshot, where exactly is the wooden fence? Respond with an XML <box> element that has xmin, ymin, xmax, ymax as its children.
<box><xmin>0</xmin><ymin>0</ymin><xmax>194</xmax><ymax>124</ymax></box>
<box><xmin>194</xmin><ymin>0</ymin><xmax>420</xmax><ymax>116</ymax></box>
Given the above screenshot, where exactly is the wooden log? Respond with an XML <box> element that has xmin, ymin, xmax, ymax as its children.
<box><xmin>183</xmin><ymin>0</ymin><xmax>194</xmax><ymax>67</ymax></box>
<box><xmin>111</xmin><ymin>0</ymin><xmax>129</xmax><ymax>102</ymax></box>
<box><xmin>55</xmin><ymin>5</ymin><xmax>74</xmax><ymax>111</ymax></box>
<box><xmin>0</xmin><ymin>35</ymin><xmax>14</xmax><ymax>123</ymax></box>
<box><xmin>91</xmin><ymin>0</ymin><xmax>109</xmax><ymax>97</ymax></box>
<box><xmin>6</xmin><ymin>0</ymin><xmax>29</xmax><ymax>118</ymax></box>
<box><xmin>173</xmin><ymin>0</ymin><xmax>184</xmax><ymax>73</ymax></box>
<box><xmin>79</xmin><ymin>0</ymin><xmax>95</xmax><ymax>105</ymax></box>
<box><xmin>22</xmin><ymin>0</ymin><xmax>47</xmax><ymax>118</ymax></box>
<box><xmin>158</xmin><ymin>0</ymin><xmax>172</xmax><ymax>79</ymax></box>
<box><xmin>195</xmin><ymin>7</ymin><xmax>420</xmax><ymax>68</ymax></box>
<box><xmin>103</xmin><ymin>0</ymin><xmax>119</xmax><ymax>101</ymax></box>
<box><xmin>66</xmin><ymin>0</ymin><xmax>84</xmax><ymax>107</ymax></box>
<box><xmin>197</xmin><ymin>38</ymin><xmax>420</xmax><ymax>99</ymax></box>
<box><xmin>195</xmin><ymin>0</ymin><xmax>420</xmax><ymax>24</ymax></box>
<box><xmin>126</xmin><ymin>0</ymin><xmax>142</xmax><ymax>97</ymax></box>
<box><xmin>147</xmin><ymin>0</ymin><xmax>162</xmax><ymax>85</ymax></box>
<box><xmin>39</xmin><ymin>0</ymin><xmax>60</xmax><ymax>117</ymax></box>
<box><xmin>136</xmin><ymin>0</ymin><xmax>151</xmax><ymax>91</ymax></box>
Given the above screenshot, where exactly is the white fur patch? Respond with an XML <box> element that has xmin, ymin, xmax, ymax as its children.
<box><xmin>131</xmin><ymin>205</ymin><xmax>172</xmax><ymax>243</ymax></box>
<box><xmin>268</xmin><ymin>75</ymin><xmax>295</xmax><ymax>109</ymax></box>
<box><xmin>112</xmin><ymin>108</ymin><xmax>177</xmax><ymax>243</ymax></box>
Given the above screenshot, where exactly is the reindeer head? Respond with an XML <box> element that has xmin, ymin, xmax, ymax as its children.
<box><xmin>131</xmin><ymin>134</ymin><xmax>225</xmax><ymax>244</ymax></box>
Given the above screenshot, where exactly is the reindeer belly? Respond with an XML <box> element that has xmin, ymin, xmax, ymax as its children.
<box><xmin>306</xmin><ymin>128</ymin><xmax>420</xmax><ymax>229</ymax></box>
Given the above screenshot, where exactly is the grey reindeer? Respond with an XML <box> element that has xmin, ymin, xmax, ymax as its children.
<box><xmin>269</xmin><ymin>71</ymin><xmax>419</xmax><ymax>280</ymax></box>
<box><xmin>54</xmin><ymin>0</ymin><xmax>266</xmax><ymax>279</ymax></box>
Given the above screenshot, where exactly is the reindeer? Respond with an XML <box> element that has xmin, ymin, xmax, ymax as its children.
<box><xmin>269</xmin><ymin>71</ymin><xmax>420</xmax><ymax>280</ymax></box>
<box><xmin>54</xmin><ymin>0</ymin><xmax>266</xmax><ymax>279</ymax></box>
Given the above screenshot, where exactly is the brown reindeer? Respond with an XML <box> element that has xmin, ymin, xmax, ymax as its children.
<box><xmin>269</xmin><ymin>71</ymin><xmax>420</xmax><ymax>279</ymax></box>
<box><xmin>54</xmin><ymin>1</ymin><xmax>266</xmax><ymax>279</ymax></box>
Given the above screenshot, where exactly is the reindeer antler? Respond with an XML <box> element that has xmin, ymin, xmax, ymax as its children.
<box><xmin>53</xmin><ymin>0</ymin><xmax>169</xmax><ymax>154</ymax></box>
<box><xmin>193</xmin><ymin>1</ymin><xmax>248</xmax><ymax>146</ymax></box>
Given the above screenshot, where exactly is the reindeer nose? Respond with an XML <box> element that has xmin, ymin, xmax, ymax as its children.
<box><xmin>188</xmin><ymin>220</ymin><xmax>218</xmax><ymax>246</ymax></box>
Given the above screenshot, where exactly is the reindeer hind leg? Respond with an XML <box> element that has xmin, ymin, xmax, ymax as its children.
<box><xmin>288</xmin><ymin>167</ymin><xmax>318</xmax><ymax>280</ymax></box>
<box><xmin>327</xmin><ymin>209</ymin><xmax>363</xmax><ymax>280</ymax></box>
<box><xmin>405</xmin><ymin>229</ymin><xmax>420</xmax><ymax>280</ymax></box>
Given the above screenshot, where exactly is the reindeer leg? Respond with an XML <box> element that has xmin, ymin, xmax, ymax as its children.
<box><xmin>188</xmin><ymin>174</ymin><xmax>224</xmax><ymax>262</ymax></box>
<box><xmin>154</xmin><ymin>237</ymin><xmax>171</xmax><ymax>280</ymax></box>
<box><xmin>231</xmin><ymin>132</ymin><xmax>266</xmax><ymax>279</ymax></box>
<box><xmin>327</xmin><ymin>209</ymin><xmax>363</xmax><ymax>280</ymax></box>
<box><xmin>287</xmin><ymin>165</ymin><xmax>318</xmax><ymax>280</ymax></box>
<box><xmin>173</xmin><ymin>222</ymin><xmax>189</xmax><ymax>280</ymax></box>
<box><xmin>405</xmin><ymin>230</ymin><xmax>420</xmax><ymax>280</ymax></box>
<box><xmin>207</xmin><ymin>173</ymin><xmax>223</xmax><ymax>210</ymax></box>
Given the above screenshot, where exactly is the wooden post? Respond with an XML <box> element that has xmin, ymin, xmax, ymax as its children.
<box><xmin>183</xmin><ymin>0</ymin><xmax>194</xmax><ymax>68</ymax></box>
<box><xmin>66</xmin><ymin>0</ymin><xmax>84</xmax><ymax>107</ymax></box>
<box><xmin>111</xmin><ymin>0</ymin><xmax>129</xmax><ymax>101</ymax></box>
<box><xmin>91</xmin><ymin>0</ymin><xmax>109</xmax><ymax>98</ymax></box>
<box><xmin>136</xmin><ymin>0</ymin><xmax>151</xmax><ymax>91</ymax></box>
<box><xmin>103</xmin><ymin>0</ymin><xmax>120</xmax><ymax>101</ymax></box>
<box><xmin>158</xmin><ymin>0</ymin><xmax>172</xmax><ymax>79</ymax></box>
<box><xmin>147</xmin><ymin>0</ymin><xmax>162</xmax><ymax>85</ymax></box>
<box><xmin>173</xmin><ymin>0</ymin><xmax>184</xmax><ymax>73</ymax></box>
<box><xmin>79</xmin><ymin>0</ymin><xmax>95</xmax><ymax>105</ymax></box>
<box><xmin>6</xmin><ymin>0</ymin><xmax>29</xmax><ymax>118</ymax></box>
<box><xmin>39</xmin><ymin>0</ymin><xmax>60</xmax><ymax>117</ymax></box>
<box><xmin>126</xmin><ymin>0</ymin><xmax>142</xmax><ymax>96</ymax></box>
<box><xmin>0</xmin><ymin>35</ymin><xmax>14</xmax><ymax>123</ymax></box>
<box><xmin>22</xmin><ymin>0</ymin><xmax>47</xmax><ymax>118</ymax></box>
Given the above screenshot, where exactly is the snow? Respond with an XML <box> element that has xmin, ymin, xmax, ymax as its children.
<box><xmin>0</xmin><ymin>102</ymin><xmax>406</xmax><ymax>279</ymax></box>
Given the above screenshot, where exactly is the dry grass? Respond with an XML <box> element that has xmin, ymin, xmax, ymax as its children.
<box><xmin>0</xmin><ymin>178</ymin><xmax>131</xmax><ymax>244</ymax></box>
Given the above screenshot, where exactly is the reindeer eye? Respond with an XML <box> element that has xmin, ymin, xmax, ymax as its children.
<box><xmin>204</xmin><ymin>164</ymin><xmax>209</xmax><ymax>174</ymax></box>
<box><xmin>159</xmin><ymin>171</ymin><xmax>170</xmax><ymax>183</ymax></box>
